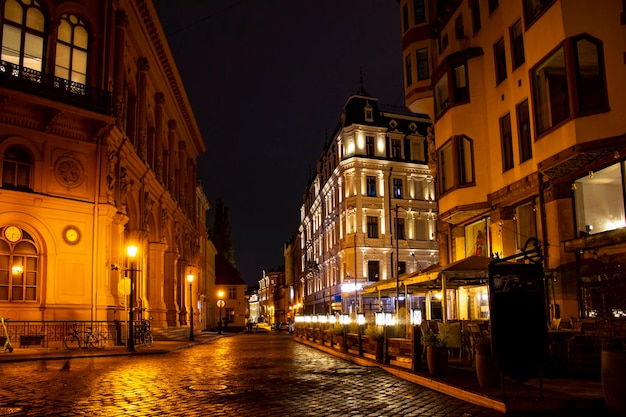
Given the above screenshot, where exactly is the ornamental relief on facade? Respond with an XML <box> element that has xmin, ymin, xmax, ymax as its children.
<box><xmin>54</xmin><ymin>154</ymin><xmax>85</xmax><ymax>188</ymax></box>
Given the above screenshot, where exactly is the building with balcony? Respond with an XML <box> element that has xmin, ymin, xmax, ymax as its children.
<box><xmin>400</xmin><ymin>0</ymin><xmax>626</xmax><ymax>320</ymax></box>
<box><xmin>0</xmin><ymin>0</ymin><xmax>210</xmax><ymax>331</ymax></box>
<box><xmin>297</xmin><ymin>86</ymin><xmax>438</xmax><ymax>318</ymax></box>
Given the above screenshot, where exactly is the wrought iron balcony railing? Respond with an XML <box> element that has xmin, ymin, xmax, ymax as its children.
<box><xmin>0</xmin><ymin>60</ymin><xmax>112</xmax><ymax>116</ymax></box>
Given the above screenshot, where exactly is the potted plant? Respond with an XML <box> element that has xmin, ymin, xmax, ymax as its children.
<box><xmin>422</xmin><ymin>328</ymin><xmax>448</xmax><ymax>376</ymax></box>
<box><xmin>602</xmin><ymin>337</ymin><xmax>626</xmax><ymax>415</ymax></box>
<box><xmin>474</xmin><ymin>337</ymin><xmax>499</xmax><ymax>388</ymax></box>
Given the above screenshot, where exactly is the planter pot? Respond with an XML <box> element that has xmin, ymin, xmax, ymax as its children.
<box><xmin>475</xmin><ymin>353</ymin><xmax>499</xmax><ymax>388</ymax></box>
<box><xmin>602</xmin><ymin>349</ymin><xmax>626</xmax><ymax>415</ymax></box>
<box><xmin>426</xmin><ymin>346</ymin><xmax>448</xmax><ymax>376</ymax></box>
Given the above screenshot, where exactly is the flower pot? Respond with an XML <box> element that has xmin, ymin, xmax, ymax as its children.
<box><xmin>475</xmin><ymin>352</ymin><xmax>499</xmax><ymax>388</ymax></box>
<box><xmin>426</xmin><ymin>346</ymin><xmax>448</xmax><ymax>376</ymax></box>
<box><xmin>602</xmin><ymin>348</ymin><xmax>626</xmax><ymax>415</ymax></box>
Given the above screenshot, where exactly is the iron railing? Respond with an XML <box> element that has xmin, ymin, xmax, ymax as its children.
<box><xmin>0</xmin><ymin>60</ymin><xmax>112</xmax><ymax>115</ymax></box>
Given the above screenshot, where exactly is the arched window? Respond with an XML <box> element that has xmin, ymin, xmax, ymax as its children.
<box><xmin>0</xmin><ymin>227</ymin><xmax>39</xmax><ymax>302</ymax></box>
<box><xmin>55</xmin><ymin>13</ymin><xmax>88</xmax><ymax>85</ymax></box>
<box><xmin>1</xmin><ymin>0</ymin><xmax>46</xmax><ymax>72</ymax></box>
<box><xmin>2</xmin><ymin>146</ymin><xmax>32</xmax><ymax>191</ymax></box>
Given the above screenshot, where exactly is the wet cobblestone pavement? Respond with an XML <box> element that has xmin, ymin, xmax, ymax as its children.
<box><xmin>0</xmin><ymin>333</ymin><xmax>616</xmax><ymax>416</ymax></box>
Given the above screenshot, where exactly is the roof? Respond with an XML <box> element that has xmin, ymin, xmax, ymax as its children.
<box><xmin>215</xmin><ymin>253</ymin><xmax>246</xmax><ymax>286</ymax></box>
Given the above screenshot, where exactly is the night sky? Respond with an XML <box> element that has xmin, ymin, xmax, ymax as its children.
<box><xmin>153</xmin><ymin>0</ymin><xmax>404</xmax><ymax>286</ymax></box>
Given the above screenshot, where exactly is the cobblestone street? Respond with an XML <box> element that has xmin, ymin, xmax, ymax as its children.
<box><xmin>0</xmin><ymin>333</ymin><xmax>611</xmax><ymax>416</ymax></box>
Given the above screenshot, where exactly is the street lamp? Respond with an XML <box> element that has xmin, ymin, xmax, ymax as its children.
<box><xmin>187</xmin><ymin>274</ymin><xmax>195</xmax><ymax>341</ymax></box>
<box><xmin>126</xmin><ymin>244</ymin><xmax>138</xmax><ymax>352</ymax></box>
<box><xmin>217</xmin><ymin>290</ymin><xmax>225</xmax><ymax>334</ymax></box>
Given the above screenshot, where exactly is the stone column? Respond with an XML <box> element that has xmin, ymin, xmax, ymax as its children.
<box><xmin>154</xmin><ymin>93</ymin><xmax>165</xmax><ymax>183</ymax></box>
<box><xmin>137</xmin><ymin>58</ymin><xmax>149</xmax><ymax>161</ymax></box>
<box><xmin>146</xmin><ymin>242</ymin><xmax>169</xmax><ymax>328</ymax></box>
<box><xmin>113</xmin><ymin>11</ymin><xmax>128</xmax><ymax>128</ymax></box>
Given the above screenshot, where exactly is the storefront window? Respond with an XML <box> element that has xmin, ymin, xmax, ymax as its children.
<box><xmin>574</xmin><ymin>163</ymin><xmax>625</xmax><ymax>236</ymax></box>
<box><xmin>465</xmin><ymin>218</ymin><xmax>489</xmax><ymax>258</ymax></box>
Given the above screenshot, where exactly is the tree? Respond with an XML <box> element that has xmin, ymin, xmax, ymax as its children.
<box><xmin>212</xmin><ymin>199</ymin><xmax>236</xmax><ymax>267</ymax></box>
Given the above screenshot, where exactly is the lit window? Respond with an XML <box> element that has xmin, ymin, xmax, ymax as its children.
<box><xmin>55</xmin><ymin>14</ymin><xmax>89</xmax><ymax>86</ymax></box>
<box><xmin>0</xmin><ymin>227</ymin><xmax>38</xmax><ymax>302</ymax></box>
<box><xmin>393</xmin><ymin>178</ymin><xmax>403</xmax><ymax>199</ymax></box>
<box><xmin>574</xmin><ymin>163</ymin><xmax>625</xmax><ymax>236</ymax></box>
<box><xmin>2</xmin><ymin>147</ymin><xmax>31</xmax><ymax>191</ymax></box>
<box><xmin>228</xmin><ymin>287</ymin><xmax>236</xmax><ymax>299</ymax></box>
<box><xmin>500</xmin><ymin>113</ymin><xmax>513</xmax><ymax>172</ymax></box>
<box><xmin>1</xmin><ymin>0</ymin><xmax>46</xmax><ymax>72</ymax></box>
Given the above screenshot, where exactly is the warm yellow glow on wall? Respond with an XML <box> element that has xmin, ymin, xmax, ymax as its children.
<box><xmin>356</xmin><ymin>132</ymin><xmax>364</xmax><ymax>152</ymax></box>
<box><xmin>376</xmin><ymin>136</ymin><xmax>385</xmax><ymax>154</ymax></box>
<box><xmin>346</xmin><ymin>140</ymin><xmax>355</xmax><ymax>155</ymax></box>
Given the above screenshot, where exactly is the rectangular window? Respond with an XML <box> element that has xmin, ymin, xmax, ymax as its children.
<box><xmin>434</xmin><ymin>74</ymin><xmax>450</xmax><ymax>117</ymax></box>
<box><xmin>488</xmin><ymin>0</ymin><xmax>499</xmax><ymax>14</ymax></box>
<box><xmin>510</xmin><ymin>20</ymin><xmax>525</xmax><ymax>70</ymax></box>
<box><xmin>413</xmin><ymin>0</ymin><xmax>425</xmax><ymax>24</ymax></box>
<box><xmin>524</xmin><ymin>0</ymin><xmax>556</xmax><ymax>27</ymax></box>
<box><xmin>395</xmin><ymin>217</ymin><xmax>405</xmax><ymax>240</ymax></box>
<box><xmin>368</xmin><ymin>260</ymin><xmax>380</xmax><ymax>282</ymax></box>
<box><xmin>517</xmin><ymin>99</ymin><xmax>532</xmax><ymax>162</ymax></box>
<box><xmin>228</xmin><ymin>287</ymin><xmax>237</xmax><ymax>299</ymax></box>
<box><xmin>453</xmin><ymin>64</ymin><xmax>468</xmax><ymax>103</ymax></box>
<box><xmin>367</xmin><ymin>216</ymin><xmax>379</xmax><ymax>238</ymax></box>
<box><xmin>405</xmin><ymin>54</ymin><xmax>413</xmax><ymax>87</ymax></box>
<box><xmin>366</xmin><ymin>175</ymin><xmax>377</xmax><ymax>197</ymax></box>
<box><xmin>470</xmin><ymin>0</ymin><xmax>481</xmax><ymax>34</ymax></box>
<box><xmin>416</xmin><ymin>48</ymin><xmax>429</xmax><ymax>80</ymax></box>
<box><xmin>366</xmin><ymin>136</ymin><xmax>375</xmax><ymax>156</ymax></box>
<box><xmin>224</xmin><ymin>308</ymin><xmax>234</xmax><ymax>323</ymax></box>
<box><xmin>455</xmin><ymin>14</ymin><xmax>465</xmax><ymax>39</ymax></box>
<box><xmin>411</xmin><ymin>138</ymin><xmax>425</xmax><ymax>161</ymax></box>
<box><xmin>392</xmin><ymin>139</ymin><xmax>402</xmax><ymax>159</ymax></box>
<box><xmin>414</xmin><ymin>217</ymin><xmax>428</xmax><ymax>240</ymax></box>
<box><xmin>438</xmin><ymin>136</ymin><xmax>475</xmax><ymax>194</ymax></box>
<box><xmin>494</xmin><ymin>37</ymin><xmax>507</xmax><ymax>85</ymax></box>
<box><xmin>574</xmin><ymin>37</ymin><xmax>607</xmax><ymax>113</ymax></box>
<box><xmin>515</xmin><ymin>200</ymin><xmax>538</xmax><ymax>250</ymax></box>
<box><xmin>465</xmin><ymin>219</ymin><xmax>489</xmax><ymax>258</ymax></box>
<box><xmin>574</xmin><ymin>163</ymin><xmax>625</xmax><ymax>236</ymax></box>
<box><xmin>532</xmin><ymin>46</ymin><xmax>569</xmax><ymax>135</ymax></box>
<box><xmin>402</xmin><ymin>3</ymin><xmax>410</xmax><ymax>32</ymax></box>
<box><xmin>393</xmin><ymin>178</ymin><xmax>403</xmax><ymax>199</ymax></box>
<box><xmin>398</xmin><ymin>261</ymin><xmax>407</xmax><ymax>275</ymax></box>
<box><xmin>500</xmin><ymin>113</ymin><xmax>514</xmax><ymax>172</ymax></box>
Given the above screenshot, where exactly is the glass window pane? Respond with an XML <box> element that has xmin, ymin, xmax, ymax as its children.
<box><xmin>25</xmin><ymin>7</ymin><xmax>44</xmax><ymax>32</ymax></box>
<box><xmin>23</xmin><ymin>32</ymin><xmax>43</xmax><ymax>71</ymax></box>
<box><xmin>533</xmin><ymin>46</ymin><xmax>569</xmax><ymax>134</ymax></box>
<box><xmin>3</xmin><ymin>161</ymin><xmax>16</xmax><ymax>186</ymax></box>
<box><xmin>1</xmin><ymin>25</ymin><xmax>22</xmax><ymax>64</ymax></box>
<box><xmin>26</xmin><ymin>271</ymin><xmax>36</xmax><ymax>286</ymax></box>
<box><xmin>434</xmin><ymin>75</ymin><xmax>449</xmax><ymax>116</ymax></box>
<box><xmin>4</xmin><ymin>0</ymin><xmax>23</xmax><ymax>24</ymax></box>
<box><xmin>57</xmin><ymin>19</ymin><xmax>72</xmax><ymax>43</ymax></box>
<box><xmin>439</xmin><ymin>142</ymin><xmax>453</xmax><ymax>192</ymax></box>
<box><xmin>72</xmin><ymin>49</ymin><xmax>87</xmax><ymax>82</ymax></box>
<box><xmin>55</xmin><ymin>42</ymin><xmax>70</xmax><ymax>69</ymax></box>
<box><xmin>12</xmin><ymin>286</ymin><xmax>23</xmax><ymax>300</ymax></box>
<box><xmin>459</xmin><ymin>136</ymin><xmax>474</xmax><ymax>184</ymax></box>
<box><xmin>0</xmin><ymin>287</ymin><xmax>8</xmax><ymax>300</ymax></box>
<box><xmin>74</xmin><ymin>25</ymin><xmax>88</xmax><ymax>49</ymax></box>
<box><xmin>575</xmin><ymin>38</ymin><xmax>605</xmax><ymax>112</ymax></box>
<box><xmin>0</xmin><ymin>270</ymin><xmax>8</xmax><ymax>285</ymax></box>
<box><xmin>16</xmin><ymin>163</ymin><xmax>30</xmax><ymax>187</ymax></box>
<box><xmin>25</xmin><ymin>286</ymin><xmax>36</xmax><ymax>300</ymax></box>
<box><xmin>574</xmin><ymin>163</ymin><xmax>625</xmax><ymax>235</ymax></box>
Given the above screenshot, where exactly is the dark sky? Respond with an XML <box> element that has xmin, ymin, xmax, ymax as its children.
<box><xmin>153</xmin><ymin>0</ymin><xmax>404</xmax><ymax>286</ymax></box>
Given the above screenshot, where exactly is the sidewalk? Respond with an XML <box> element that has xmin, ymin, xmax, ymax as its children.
<box><xmin>0</xmin><ymin>331</ymin><xmax>223</xmax><ymax>363</ymax></box>
<box><xmin>296</xmin><ymin>337</ymin><xmax>606</xmax><ymax>415</ymax></box>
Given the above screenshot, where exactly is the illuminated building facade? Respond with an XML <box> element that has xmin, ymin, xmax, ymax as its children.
<box><xmin>0</xmin><ymin>0</ymin><xmax>209</xmax><ymax>330</ymax></box>
<box><xmin>298</xmin><ymin>87</ymin><xmax>438</xmax><ymax>316</ymax></box>
<box><xmin>401</xmin><ymin>0</ymin><xmax>626</xmax><ymax>319</ymax></box>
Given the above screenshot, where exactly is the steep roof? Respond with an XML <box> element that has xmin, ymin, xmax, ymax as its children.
<box><xmin>215</xmin><ymin>253</ymin><xmax>246</xmax><ymax>286</ymax></box>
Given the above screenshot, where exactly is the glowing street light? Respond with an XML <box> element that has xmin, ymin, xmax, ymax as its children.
<box><xmin>187</xmin><ymin>274</ymin><xmax>195</xmax><ymax>341</ymax></box>
<box><xmin>217</xmin><ymin>290</ymin><xmax>225</xmax><ymax>334</ymax></box>
<box><xmin>126</xmin><ymin>244</ymin><xmax>138</xmax><ymax>352</ymax></box>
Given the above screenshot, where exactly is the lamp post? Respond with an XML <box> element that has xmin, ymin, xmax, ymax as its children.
<box><xmin>187</xmin><ymin>274</ymin><xmax>195</xmax><ymax>341</ymax></box>
<box><xmin>217</xmin><ymin>290</ymin><xmax>225</xmax><ymax>334</ymax></box>
<box><xmin>126</xmin><ymin>245</ymin><xmax>138</xmax><ymax>352</ymax></box>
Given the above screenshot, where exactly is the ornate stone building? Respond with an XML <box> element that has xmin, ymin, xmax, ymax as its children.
<box><xmin>0</xmin><ymin>0</ymin><xmax>209</xmax><ymax>330</ymax></box>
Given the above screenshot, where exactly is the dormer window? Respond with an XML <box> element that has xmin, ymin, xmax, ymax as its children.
<box><xmin>364</xmin><ymin>101</ymin><xmax>374</xmax><ymax>122</ymax></box>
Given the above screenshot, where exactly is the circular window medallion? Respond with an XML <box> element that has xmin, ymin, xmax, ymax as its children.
<box><xmin>54</xmin><ymin>155</ymin><xmax>85</xmax><ymax>188</ymax></box>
